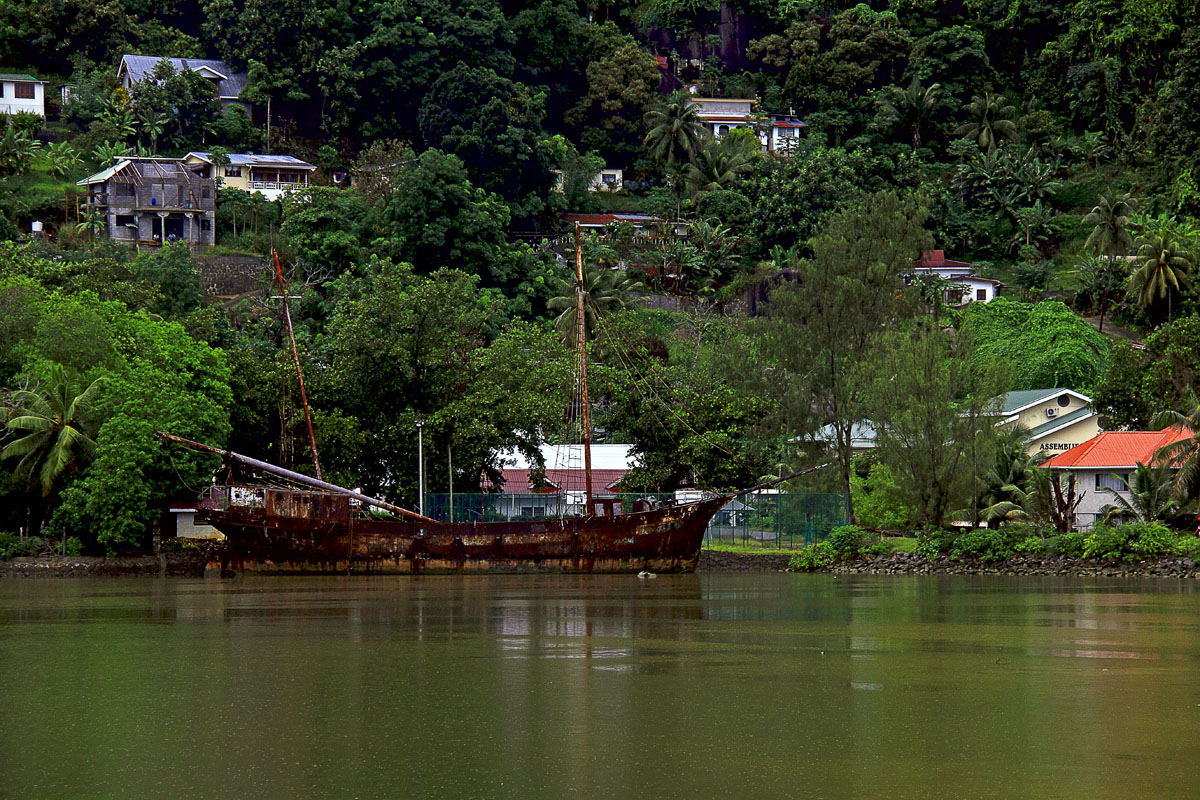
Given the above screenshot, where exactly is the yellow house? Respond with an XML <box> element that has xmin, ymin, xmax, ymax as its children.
<box><xmin>183</xmin><ymin>152</ymin><xmax>317</xmax><ymax>201</ymax></box>
<box><xmin>995</xmin><ymin>389</ymin><xmax>1101</xmax><ymax>456</ymax></box>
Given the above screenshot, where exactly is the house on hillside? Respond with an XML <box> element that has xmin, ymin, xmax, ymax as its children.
<box><xmin>994</xmin><ymin>389</ymin><xmax>1102</xmax><ymax>456</ymax></box>
<box><xmin>118</xmin><ymin>55</ymin><xmax>248</xmax><ymax>111</ymax></box>
<box><xmin>183</xmin><ymin>152</ymin><xmax>316</xmax><ymax>201</ymax></box>
<box><xmin>1043</xmin><ymin>426</ymin><xmax>1190</xmax><ymax>529</ymax></box>
<box><xmin>685</xmin><ymin>97</ymin><xmax>805</xmax><ymax>154</ymax></box>
<box><xmin>551</xmin><ymin>168</ymin><xmax>624</xmax><ymax>192</ymax></box>
<box><xmin>907</xmin><ymin>250</ymin><xmax>1002</xmax><ymax>305</ymax></box>
<box><xmin>0</xmin><ymin>73</ymin><xmax>47</xmax><ymax>117</ymax></box>
<box><xmin>77</xmin><ymin>157</ymin><xmax>215</xmax><ymax>247</ymax></box>
<box><xmin>561</xmin><ymin>212</ymin><xmax>688</xmax><ymax>238</ymax></box>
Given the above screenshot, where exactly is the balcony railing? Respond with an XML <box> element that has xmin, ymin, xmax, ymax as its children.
<box><xmin>248</xmin><ymin>181</ymin><xmax>308</xmax><ymax>193</ymax></box>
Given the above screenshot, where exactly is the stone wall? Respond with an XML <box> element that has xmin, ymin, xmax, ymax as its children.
<box><xmin>196</xmin><ymin>255</ymin><xmax>268</xmax><ymax>296</ymax></box>
<box><xmin>698</xmin><ymin>550</ymin><xmax>792</xmax><ymax>572</ymax></box>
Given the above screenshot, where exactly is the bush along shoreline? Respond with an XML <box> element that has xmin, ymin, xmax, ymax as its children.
<box><xmin>787</xmin><ymin>523</ymin><xmax>1200</xmax><ymax>579</ymax></box>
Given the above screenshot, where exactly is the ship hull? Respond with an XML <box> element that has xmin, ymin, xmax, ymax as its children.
<box><xmin>197</xmin><ymin>490</ymin><xmax>725</xmax><ymax>575</ymax></box>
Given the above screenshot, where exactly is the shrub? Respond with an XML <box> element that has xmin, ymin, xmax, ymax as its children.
<box><xmin>789</xmin><ymin>540</ymin><xmax>834</xmax><ymax>570</ymax></box>
<box><xmin>1082</xmin><ymin>523</ymin><xmax>1133</xmax><ymax>560</ymax></box>
<box><xmin>1079</xmin><ymin>521</ymin><xmax>1184</xmax><ymax>560</ymax></box>
<box><xmin>915</xmin><ymin>527</ymin><xmax>955</xmax><ymax>559</ymax></box>
<box><xmin>826</xmin><ymin>525</ymin><xmax>877</xmax><ymax>560</ymax></box>
<box><xmin>0</xmin><ymin>532</ymin><xmax>47</xmax><ymax>559</ymax></box>
<box><xmin>950</xmin><ymin>527</ymin><xmax>1022</xmax><ymax>562</ymax></box>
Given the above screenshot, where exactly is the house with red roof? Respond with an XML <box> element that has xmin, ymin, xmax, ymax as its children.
<box><xmin>480</xmin><ymin>444</ymin><xmax>639</xmax><ymax>517</ymax></box>
<box><xmin>1043</xmin><ymin>426</ymin><xmax>1190</xmax><ymax>528</ymax></box>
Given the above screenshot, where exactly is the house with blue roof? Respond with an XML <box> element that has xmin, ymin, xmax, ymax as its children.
<box><xmin>184</xmin><ymin>152</ymin><xmax>316</xmax><ymax>201</ymax></box>
<box><xmin>117</xmin><ymin>55</ymin><xmax>249</xmax><ymax>111</ymax></box>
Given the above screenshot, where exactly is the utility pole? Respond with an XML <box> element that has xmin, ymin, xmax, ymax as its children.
<box><xmin>448</xmin><ymin>443</ymin><xmax>453</xmax><ymax>523</ymax></box>
<box><xmin>416</xmin><ymin>420</ymin><xmax>425</xmax><ymax>518</ymax></box>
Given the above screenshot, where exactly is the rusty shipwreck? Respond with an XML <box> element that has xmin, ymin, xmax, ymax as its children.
<box><xmin>162</xmin><ymin>432</ymin><xmax>728</xmax><ymax>574</ymax></box>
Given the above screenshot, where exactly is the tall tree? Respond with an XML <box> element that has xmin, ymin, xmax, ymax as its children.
<box><xmin>1083</xmin><ymin>192</ymin><xmax>1136</xmax><ymax>333</ymax></box>
<box><xmin>750</xmin><ymin>191</ymin><xmax>932</xmax><ymax>515</ymax></box>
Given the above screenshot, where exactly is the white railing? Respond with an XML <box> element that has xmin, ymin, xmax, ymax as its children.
<box><xmin>248</xmin><ymin>181</ymin><xmax>307</xmax><ymax>192</ymax></box>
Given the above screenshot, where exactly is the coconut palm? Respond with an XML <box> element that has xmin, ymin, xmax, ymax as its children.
<box><xmin>643</xmin><ymin>91</ymin><xmax>706</xmax><ymax>168</ymax></box>
<box><xmin>1128</xmin><ymin>224</ymin><xmax>1194</xmax><ymax>322</ymax></box>
<box><xmin>548</xmin><ymin>245</ymin><xmax>643</xmax><ymax>349</ymax></box>
<box><xmin>954</xmin><ymin>93</ymin><xmax>1019</xmax><ymax>153</ymax></box>
<box><xmin>975</xmin><ymin>426</ymin><xmax>1046</xmax><ymax>526</ymax></box>
<box><xmin>3</xmin><ymin>365</ymin><xmax>104</xmax><ymax>509</ymax></box>
<box><xmin>875</xmin><ymin>78</ymin><xmax>942</xmax><ymax>149</ymax></box>
<box><xmin>1083</xmin><ymin>192</ymin><xmax>1136</xmax><ymax>333</ymax></box>
<box><xmin>1098</xmin><ymin>462</ymin><xmax>1182</xmax><ymax>523</ymax></box>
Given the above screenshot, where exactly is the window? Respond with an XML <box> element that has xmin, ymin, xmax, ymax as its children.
<box><xmin>201</xmin><ymin>187</ymin><xmax>210</xmax><ymax>199</ymax></box>
<box><xmin>0</xmin><ymin>84</ymin><xmax>4</xmax><ymax>98</ymax></box>
<box><xmin>225</xmin><ymin>166</ymin><xmax>241</xmax><ymax>177</ymax></box>
<box><xmin>14</xmin><ymin>82</ymin><xmax>34</xmax><ymax>100</ymax></box>
<box><xmin>115</xmin><ymin>214</ymin><xmax>135</xmax><ymax>228</ymax></box>
<box><xmin>718</xmin><ymin>124</ymin><xmax>730</xmax><ymax>136</ymax></box>
<box><xmin>1095</xmin><ymin>473</ymin><xmax>1129</xmax><ymax>492</ymax></box>
<box><xmin>114</xmin><ymin>182</ymin><xmax>135</xmax><ymax>196</ymax></box>
<box><xmin>1057</xmin><ymin>394</ymin><xmax>1071</xmax><ymax>408</ymax></box>
<box><xmin>976</xmin><ymin>288</ymin><xmax>987</xmax><ymax>302</ymax></box>
<box><xmin>200</xmin><ymin>219</ymin><xmax>212</xmax><ymax>231</ymax></box>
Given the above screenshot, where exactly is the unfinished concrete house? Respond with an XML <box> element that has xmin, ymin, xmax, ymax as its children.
<box><xmin>77</xmin><ymin>157</ymin><xmax>216</xmax><ymax>247</ymax></box>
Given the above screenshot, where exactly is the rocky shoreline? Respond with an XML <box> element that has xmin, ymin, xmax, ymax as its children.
<box><xmin>5</xmin><ymin>550</ymin><xmax>1198</xmax><ymax>578</ymax></box>
<box><xmin>700</xmin><ymin>549</ymin><xmax>1200</xmax><ymax>578</ymax></box>
<box><xmin>0</xmin><ymin>555</ymin><xmax>211</xmax><ymax>578</ymax></box>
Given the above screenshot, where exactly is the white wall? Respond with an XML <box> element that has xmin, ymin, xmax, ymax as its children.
<box><xmin>0</xmin><ymin>81</ymin><xmax>45</xmax><ymax>116</ymax></box>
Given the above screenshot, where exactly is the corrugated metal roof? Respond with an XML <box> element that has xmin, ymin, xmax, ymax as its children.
<box><xmin>1001</xmin><ymin>389</ymin><xmax>1072</xmax><ymax>414</ymax></box>
<box><xmin>1044</xmin><ymin>426</ymin><xmax>1190</xmax><ymax>469</ymax></box>
<box><xmin>120</xmin><ymin>54</ymin><xmax>248</xmax><ymax>99</ymax></box>
<box><xmin>0</xmin><ymin>73</ymin><xmax>44</xmax><ymax>82</ymax></box>
<box><xmin>77</xmin><ymin>159</ymin><xmax>132</xmax><ymax>185</ymax></box>
<box><xmin>187</xmin><ymin>151</ymin><xmax>316</xmax><ymax>169</ymax></box>
<box><xmin>1027</xmin><ymin>406</ymin><xmax>1094</xmax><ymax>438</ymax></box>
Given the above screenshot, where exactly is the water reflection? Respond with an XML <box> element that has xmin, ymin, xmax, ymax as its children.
<box><xmin>1</xmin><ymin>573</ymin><xmax>1199</xmax><ymax>799</ymax></box>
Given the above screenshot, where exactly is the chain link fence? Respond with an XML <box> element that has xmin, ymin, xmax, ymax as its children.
<box><xmin>421</xmin><ymin>492</ymin><xmax>850</xmax><ymax>550</ymax></box>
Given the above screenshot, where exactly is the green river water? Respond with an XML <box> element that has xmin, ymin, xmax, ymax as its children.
<box><xmin>1</xmin><ymin>573</ymin><xmax>1198</xmax><ymax>799</ymax></box>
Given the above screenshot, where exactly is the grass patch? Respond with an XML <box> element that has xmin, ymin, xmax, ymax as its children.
<box><xmin>884</xmin><ymin>537</ymin><xmax>918</xmax><ymax>553</ymax></box>
<box><xmin>704</xmin><ymin>542</ymin><xmax>796</xmax><ymax>555</ymax></box>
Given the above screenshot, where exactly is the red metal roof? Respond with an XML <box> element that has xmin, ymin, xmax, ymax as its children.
<box><xmin>482</xmin><ymin>468</ymin><xmax>630</xmax><ymax>496</ymax></box>
<box><xmin>563</xmin><ymin>213</ymin><xmax>616</xmax><ymax>226</ymax></box>
<box><xmin>1043</xmin><ymin>426</ymin><xmax>1191</xmax><ymax>468</ymax></box>
<box><xmin>917</xmin><ymin>249</ymin><xmax>973</xmax><ymax>268</ymax></box>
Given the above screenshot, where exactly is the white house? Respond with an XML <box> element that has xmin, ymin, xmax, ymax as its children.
<box><xmin>952</xmin><ymin>276</ymin><xmax>1002</xmax><ymax>305</ymax></box>
<box><xmin>552</xmin><ymin>167</ymin><xmax>624</xmax><ymax>192</ymax></box>
<box><xmin>118</xmin><ymin>55</ymin><xmax>248</xmax><ymax>111</ymax></box>
<box><xmin>685</xmin><ymin>97</ymin><xmax>805</xmax><ymax>154</ymax></box>
<box><xmin>1044</xmin><ymin>426</ymin><xmax>1190</xmax><ymax>529</ymax></box>
<box><xmin>0</xmin><ymin>74</ymin><xmax>47</xmax><ymax>117</ymax></box>
<box><xmin>908</xmin><ymin>250</ymin><xmax>1002</xmax><ymax>305</ymax></box>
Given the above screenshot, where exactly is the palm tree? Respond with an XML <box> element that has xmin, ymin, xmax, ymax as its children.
<box><xmin>1098</xmin><ymin>461</ymin><xmax>1183</xmax><ymax>523</ymax></box>
<box><xmin>954</xmin><ymin>93</ymin><xmax>1019</xmax><ymax>153</ymax></box>
<box><xmin>1083</xmin><ymin>192</ymin><xmax>1136</xmax><ymax>333</ymax></box>
<box><xmin>2</xmin><ymin>365</ymin><xmax>104</xmax><ymax>534</ymax></box>
<box><xmin>685</xmin><ymin>138</ymin><xmax>754</xmax><ymax>196</ymax></box>
<box><xmin>976</xmin><ymin>426</ymin><xmax>1045</xmax><ymax>526</ymax></box>
<box><xmin>875</xmin><ymin>78</ymin><xmax>942</xmax><ymax>149</ymax></box>
<box><xmin>1151</xmin><ymin>397</ymin><xmax>1200</xmax><ymax>500</ymax></box>
<box><xmin>643</xmin><ymin>91</ymin><xmax>706</xmax><ymax>168</ymax></box>
<box><xmin>548</xmin><ymin>245</ymin><xmax>643</xmax><ymax>349</ymax></box>
<box><xmin>92</xmin><ymin>140</ymin><xmax>132</xmax><ymax>166</ymax></box>
<box><xmin>1129</xmin><ymin>224</ymin><xmax>1194</xmax><ymax>322</ymax></box>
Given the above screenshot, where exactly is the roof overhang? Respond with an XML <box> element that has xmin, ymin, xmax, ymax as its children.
<box><xmin>1008</xmin><ymin>389</ymin><xmax>1092</xmax><ymax>416</ymax></box>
